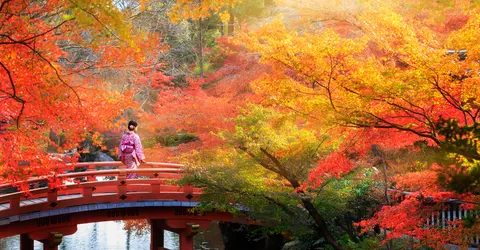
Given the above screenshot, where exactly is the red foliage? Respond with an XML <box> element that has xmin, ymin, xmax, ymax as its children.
<box><xmin>152</xmin><ymin>47</ymin><xmax>268</xmax><ymax>157</ymax></box>
<box><xmin>430</xmin><ymin>14</ymin><xmax>469</xmax><ymax>33</ymax></box>
<box><xmin>0</xmin><ymin>0</ymin><xmax>156</xmax><ymax>185</ymax></box>
<box><xmin>308</xmin><ymin>152</ymin><xmax>354</xmax><ymax>188</ymax></box>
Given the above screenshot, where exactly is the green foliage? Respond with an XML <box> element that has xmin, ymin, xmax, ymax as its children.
<box><xmin>165</xmin><ymin>133</ymin><xmax>199</xmax><ymax>146</ymax></box>
<box><xmin>436</xmin><ymin>118</ymin><xmax>480</xmax><ymax>161</ymax></box>
<box><xmin>178</xmin><ymin>108</ymin><xmax>325</xmax><ymax>236</ymax></box>
<box><xmin>177</xmin><ymin>104</ymin><xmax>380</xmax><ymax>246</ymax></box>
<box><xmin>432</xmin><ymin>118</ymin><xmax>480</xmax><ymax>193</ymax></box>
<box><xmin>66</xmin><ymin>0</ymin><xmax>132</xmax><ymax>41</ymax></box>
<box><xmin>205</xmin><ymin>29</ymin><xmax>222</xmax><ymax>48</ymax></box>
<box><xmin>313</xmin><ymin>169</ymin><xmax>381</xmax><ymax>241</ymax></box>
<box><xmin>143</xmin><ymin>132</ymin><xmax>199</xmax><ymax>148</ymax></box>
<box><xmin>223</xmin><ymin>104</ymin><xmax>332</xmax><ymax>172</ymax></box>
<box><xmin>208</xmin><ymin>45</ymin><xmax>227</xmax><ymax>70</ymax></box>
<box><xmin>462</xmin><ymin>211</ymin><xmax>477</xmax><ymax>228</ymax></box>
<box><xmin>142</xmin><ymin>137</ymin><xmax>159</xmax><ymax>148</ymax></box>
<box><xmin>437</xmin><ymin>161</ymin><xmax>480</xmax><ymax>193</ymax></box>
<box><xmin>232</xmin><ymin>0</ymin><xmax>267</xmax><ymax>20</ymax></box>
<box><xmin>194</xmin><ymin>62</ymin><xmax>213</xmax><ymax>74</ymax></box>
<box><xmin>338</xmin><ymin>234</ymin><xmax>382</xmax><ymax>250</ymax></box>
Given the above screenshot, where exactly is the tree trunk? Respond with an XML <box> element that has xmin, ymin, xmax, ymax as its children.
<box><xmin>289</xmin><ymin>178</ymin><xmax>343</xmax><ymax>250</ymax></box>
<box><xmin>245</xmin><ymin>147</ymin><xmax>343</xmax><ymax>250</ymax></box>
<box><xmin>198</xmin><ymin>18</ymin><xmax>204</xmax><ymax>77</ymax></box>
<box><xmin>301</xmin><ymin>198</ymin><xmax>344</xmax><ymax>250</ymax></box>
<box><xmin>372</xmin><ymin>144</ymin><xmax>393</xmax><ymax>250</ymax></box>
<box><xmin>382</xmin><ymin>160</ymin><xmax>393</xmax><ymax>250</ymax></box>
<box><xmin>228</xmin><ymin>11</ymin><xmax>234</xmax><ymax>35</ymax></box>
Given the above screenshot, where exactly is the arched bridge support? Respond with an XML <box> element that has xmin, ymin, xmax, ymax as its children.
<box><xmin>20</xmin><ymin>225</ymin><xmax>77</xmax><ymax>250</ymax></box>
<box><xmin>150</xmin><ymin>219</ymin><xmax>165</xmax><ymax>250</ymax></box>
<box><xmin>150</xmin><ymin>219</ymin><xmax>211</xmax><ymax>250</ymax></box>
<box><xmin>0</xmin><ymin>162</ymin><xmax>249</xmax><ymax>249</ymax></box>
<box><xmin>20</xmin><ymin>234</ymin><xmax>33</xmax><ymax>250</ymax></box>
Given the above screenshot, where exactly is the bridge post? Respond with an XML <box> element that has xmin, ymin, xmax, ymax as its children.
<box><xmin>20</xmin><ymin>233</ymin><xmax>34</xmax><ymax>250</ymax></box>
<box><xmin>150</xmin><ymin>219</ymin><xmax>165</xmax><ymax>250</ymax></box>
<box><xmin>47</xmin><ymin>188</ymin><xmax>58</xmax><ymax>208</ymax></box>
<box><xmin>10</xmin><ymin>196</ymin><xmax>20</xmax><ymax>209</ymax></box>
<box><xmin>28</xmin><ymin>226</ymin><xmax>76</xmax><ymax>250</ymax></box>
<box><xmin>87</xmin><ymin>164</ymin><xmax>96</xmax><ymax>182</ymax></box>
<box><xmin>118</xmin><ymin>170</ymin><xmax>127</xmax><ymax>200</ymax></box>
<box><xmin>40</xmin><ymin>232</ymin><xmax>63</xmax><ymax>250</ymax></box>
<box><xmin>179</xmin><ymin>230</ymin><xmax>194</xmax><ymax>250</ymax></box>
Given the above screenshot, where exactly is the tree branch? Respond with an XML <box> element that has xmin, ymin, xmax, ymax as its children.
<box><xmin>238</xmin><ymin>146</ymin><xmax>281</xmax><ymax>175</ymax></box>
<box><xmin>3</xmin><ymin>36</ymin><xmax>82</xmax><ymax>104</ymax></box>
<box><xmin>0</xmin><ymin>60</ymin><xmax>16</xmax><ymax>97</ymax></box>
<box><xmin>259</xmin><ymin>147</ymin><xmax>294</xmax><ymax>185</ymax></box>
<box><xmin>67</xmin><ymin>0</ymin><xmax>125</xmax><ymax>42</ymax></box>
<box><xmin>0</xmin><ymin>0</ymin><xmax>13</xmax><ymax>12</ymax></box>
<box><xmin>0</xmin><ymin>20</ymin><xmax>69</xmax><ymax>45</ymax></box>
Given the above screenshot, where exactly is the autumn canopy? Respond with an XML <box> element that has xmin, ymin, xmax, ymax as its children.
<box><xmin>2</xmin><ymin>0</ymin><xmax>480</xmax><ymax>249</ymax></box>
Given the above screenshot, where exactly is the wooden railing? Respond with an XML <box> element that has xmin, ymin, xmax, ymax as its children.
<box><xmin>0</xmin><ymin>162</ymin><xmax>200</xmax><ymax>219</ymax></box>
<box><xmin>389</xmin><ymin>190</ymin><xmax>480</xmax><ymax>246</ymax></box>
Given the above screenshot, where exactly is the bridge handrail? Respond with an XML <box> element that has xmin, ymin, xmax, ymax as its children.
<box><xmin>0</xmin><ymin>168</ymin><xmax>183</xmax><ymax>189</ymax></box>
<box><xmin>0</xmin><ymin>176</ymin><xmax>187</xmax><ymax>204</ymax></box>
<box><xmin>0</xmin><ymin>165</ymin><xmax>200</xmax><ymax>219</ymax></box>
<box><xmin>388</xmin><ymin>188</ymin><xmax>478</xmax><ymax>205</ymax></box>
<box><xmin>0</xmin><ymin>161</ymin><xmax>185</xmax><ymax>188</ymax></box>
<box><xmin>64</xmin><ymin>161</ymin><xmax>184</xmax><ymax>169</ymax></box>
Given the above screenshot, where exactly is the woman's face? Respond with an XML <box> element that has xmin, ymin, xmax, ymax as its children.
<box><xmin>134</xmin><ymin>126</ymin><xmax>139</xmax><ymax>132</ymax></box>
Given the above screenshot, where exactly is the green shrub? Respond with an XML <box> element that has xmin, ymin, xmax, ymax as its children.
<box><xmin>143</xmin><ymin>132</ymin><xmax>199</xmax><ymax>148</ymax></box>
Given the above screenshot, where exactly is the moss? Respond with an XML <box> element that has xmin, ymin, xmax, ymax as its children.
<box><xmin>143</xmin><ymin>132</ymin><xmax>199</xmax><ymax>148</ymax></box>
<box><xmin>164</xmin><ymin>133</ymin><xmax>199</xmax><ymax>146</ymax></box>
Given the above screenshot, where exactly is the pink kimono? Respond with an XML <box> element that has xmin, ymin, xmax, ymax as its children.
<box><xmin>118</xmin><ymin>131</ymin><xmax>145</xmax><ymax>179</ymax></box>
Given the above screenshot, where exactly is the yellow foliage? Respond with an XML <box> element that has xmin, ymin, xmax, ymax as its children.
<box><xmin>167</xmin><ymin>0</ymin><xmax>242</xmax><ymax>21</ymax></box>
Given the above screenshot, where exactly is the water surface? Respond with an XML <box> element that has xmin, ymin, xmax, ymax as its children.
<box><xmin>0</xmin><ymin>221</ymin><xmax>224</xmax><ymax>250</ymax></box>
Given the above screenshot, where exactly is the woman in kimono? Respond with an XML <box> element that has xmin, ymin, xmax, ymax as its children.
<box><xmin>119</xmin><ymin>120</ymin><xmax>146</xmax><ymax>179</ymax></box>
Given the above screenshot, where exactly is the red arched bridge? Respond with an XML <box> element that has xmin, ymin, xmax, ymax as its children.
<box><xmin>0</xmin><ymin>162</ymin><xmax>238</xmax><ymax>250</ymax></box>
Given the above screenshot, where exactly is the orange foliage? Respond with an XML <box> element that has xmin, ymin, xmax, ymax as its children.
<box><xmin>152</xmin><ymin>43</ymin><xmax>268</xmax><ymax>156</ymax></box>
<box><xmin>394</xmin><ymin>170</ymin><xmax>441</xmax><ymax>194</ymax></box>
<box><xmin>0</xmin><ymin>0</ymin><xmax>156</xmax><ymax>185</ymax></box>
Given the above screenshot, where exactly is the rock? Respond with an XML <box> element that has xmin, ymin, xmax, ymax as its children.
<box><xmin>94</xmin><ymin>152</ymin><xmax>116</xmax><ymax>170</ymax></box>
<box><xmin>282</xmin><ymin>241</ymin><xmax>301</xmax><ymax>250</ymax></box>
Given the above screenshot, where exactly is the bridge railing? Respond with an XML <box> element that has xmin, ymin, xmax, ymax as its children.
<box><xmin>0</xmin><ymin>161</ymin><xmax>184</xmax><ymax>188</ymax></box>
<box><xmin>0</xmin><ymin>162</ymin><xmax>201</xmax><ymax>219</ymax></box>
<box><xmin>388</xmin><ymin>189</ymin><xmax>480</xmax><ymax>246</ymax></box>
<box><xmin>63</xmin><ymin>161</ymin><xmax>184</xmax><ymax>170</ymax></box>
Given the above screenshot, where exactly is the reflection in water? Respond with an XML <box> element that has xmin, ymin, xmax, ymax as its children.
<box><xmin>126</xmin><ymin>229</ymin><xmax>131</xmax><ymax>250</ymax></box>
<box><xmin>91</xmin><ymin>223</ymin><xmax>98</xmax><ymax>249</ymax></box>
<box><xmin>0</xmin><ymin>221</ymin><xmax>224</xmax><ymax>250</ymax></box>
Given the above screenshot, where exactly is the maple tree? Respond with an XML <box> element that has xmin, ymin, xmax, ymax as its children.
<box><xmin>4</xmin><ymin>0</ymin><xmax>480</xmax><ymax>248</ymax></box>
<box><xmin>179</xmin><ymin>104</ymin><xmax>380</xmax><ymax>249</ymax></box>
<box><xmin>151</xmin><ymin>0</ymin><xmax>480</xmax><ymax>248</ymax></box>
<box><xmin>149</xmin><ymin>42</ymin><xmax>266</xmax><ymax>160</ymax></box>
<box><xmin>168</xmin><ymin>0</ymin><xmax>242</xmax><ymax>22</ymax></box>
<box><xmin>165</xmin><ymin>0</ymin><xmax>244</xmax><ymax>76</ymax></box>
<box><xmin>150</xmin><ymin>37</ymin><xmax>381</xmax><ymax>249</ymax></box>
<box><xmin>229</xmin><ymin>0</ymin><xmax>480</xmax><ymax>248</ymax></box>
<box><xmin>0</xmin><ymin>0</ymin><xmax>156</xmax><ymax>185</ymax></box>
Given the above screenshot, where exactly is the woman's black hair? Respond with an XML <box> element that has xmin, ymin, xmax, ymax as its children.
<box><xmin>128</xmin><ymin>120</ymin><xmax>138</xmax><ymax>131</ymax></box>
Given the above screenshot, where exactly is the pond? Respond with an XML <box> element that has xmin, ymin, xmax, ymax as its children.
<box><xmin>0</xmin><ymin>221</ymin><xmax>224</xmax><ymax>250</ymax></box>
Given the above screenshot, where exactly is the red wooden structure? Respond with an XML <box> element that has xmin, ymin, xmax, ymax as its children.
<box><xmin>0</xmin><ymin>162</ymin><xmax>237</xmax><ymax>250</ymax></box>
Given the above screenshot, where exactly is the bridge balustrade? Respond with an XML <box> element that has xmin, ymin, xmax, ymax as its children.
<box><xmin>0</xmin><ymin>162</ymin><xmax>208</xmax><ymax>250</ymax></box>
